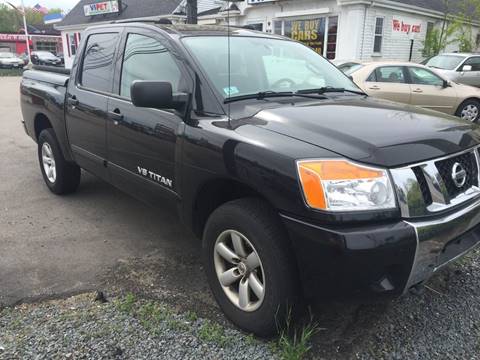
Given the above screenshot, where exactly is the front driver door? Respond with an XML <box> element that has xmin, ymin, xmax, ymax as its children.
<box><xmin>457</xmin><ymin>56</ymin><xmax>480</xmax><ymax>87</ymax></box>
<box><xmin>106</xmin><ymin>29</ymin><xmax>192</xmax><ymax>203</ymax></box>
<box><xmin>407</xmin><ymin>66</ymin><xmax>457</xmax><ymax>115</ymax></box>
<box><xmin>363</xmin><ymin>66</ymin><xmax>411</xmax><ymax>104</ymax></box>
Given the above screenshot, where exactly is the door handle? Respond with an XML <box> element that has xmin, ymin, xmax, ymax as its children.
<box><xmin>412</xmin><ymin>88</ymin><xmax>423</xmax><ymax>93</ymax></box>
<box><xmin>369</xmin><ymin>85</ymin><xmax>380</xmax><ymax>90</ymax></box>
<box><xmin>67</xmin><ymin>96</ymin><xmax>79</xmax><ymax>107</ymax></box>
<box><xmin>108</xmin><ymin>109</ymin><xmax>124</xmax><ymax>124</ymax></box>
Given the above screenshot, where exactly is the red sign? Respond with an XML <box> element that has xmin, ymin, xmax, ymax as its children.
<box><xmin>392</xmin><ymin>19</ymin><xmax>422</xmax><ymax>36</ymax></box>
<box><xmin>0</xmin><ymin>34</ymin><xmax>27</xmax><ymax>42</ymax></box>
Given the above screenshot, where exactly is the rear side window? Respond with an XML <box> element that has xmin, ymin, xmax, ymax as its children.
<box><xmin>80</xmin><ymin>32</ymin><xmax>119</xmax><ymax>93</ymax></box>
<box><xmin>120</xmin><ymin>33</ymin><xmax>182</xmax><ymax>98</ymax></box>
<box><xmin>372</xmin><ymin>66</ymin><xmax>406</xmax><ymax>83</ymax></box>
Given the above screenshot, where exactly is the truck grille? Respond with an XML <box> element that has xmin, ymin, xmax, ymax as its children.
<box><xmin>391</xmin><ymin>147</ymin><xmax>480</xmax><ymax>217</ymax></box>
<box><xmin>435</xmin><ymin>152</ymin><xmax>478</xmax><ymax>198</ymax></box>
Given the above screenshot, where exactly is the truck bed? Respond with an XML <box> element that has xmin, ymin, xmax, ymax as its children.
<box><xmin>23</xmin><ymin>66</ymin><xmax>70</xmax><ymax>87</ymax></box>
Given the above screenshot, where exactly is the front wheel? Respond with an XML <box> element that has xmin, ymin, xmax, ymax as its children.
<box><xmin>456</xmin><ymin>99</ymin><xmax>480</xmax><ymax>123</ymax></box>
<box><xmin>203</xmin><ymin>198</ymin><xmax>299</xmax><ymax>337</ymax></box>
<box><xmin>38</xmin><ymin>128</ymin><xmax>81</xmax><ymax>194</ymax></box>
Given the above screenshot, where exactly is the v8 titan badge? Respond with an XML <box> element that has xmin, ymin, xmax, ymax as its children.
<box><xmin>137</xmin><ymin>166</ymin><xmax>173</xmax><ymax>188</ymax></box>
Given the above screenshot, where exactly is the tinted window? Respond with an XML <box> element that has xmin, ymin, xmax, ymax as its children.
<box><xmin>120</xmin><ymin>33</ymin><xmax>182</xmax><ymax>98</ymax></box>
<box><xmin>80</xmin><ymin>33</ymin><xmax>119</xmax><ymax>93</ymax></box>
<box><xmin>408</xmin><ymin>67</ymin><xmax>444</xmax><ymax>86</ymax></box>
<box><xmin>373</xmin><ymin>66</ymin><xmax>405</xmax><ymax>83</ymax></box>
<box><xmin>463</xmin><ymin>57</ymin><xmax>480</xmax><ymax>71</ymax></box>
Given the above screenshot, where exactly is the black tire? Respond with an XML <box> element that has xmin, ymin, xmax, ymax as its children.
<box><xmin>38</xmin><ymin>128</ymin><xmax>81</xmax><ymax>195</ymax></box>
<box><xmin>203</xmin><ymin>198</ymin><xmax>299</xmax><ymax>337</ymax></box>
<box><xmin>455</xmin><ymin>99</ymin><xmax>480</xmax><ymax>123</ymax></box>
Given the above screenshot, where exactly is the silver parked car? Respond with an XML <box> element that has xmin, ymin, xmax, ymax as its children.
<box><xmin>0</xmin><ymin>52</ymin><xmax>24</xmax><ymax>69</ymax></box>
<box><xmin>425</xmin><ymin>53</ymin><xmax>480</xmax><ymax>87</ymax></box>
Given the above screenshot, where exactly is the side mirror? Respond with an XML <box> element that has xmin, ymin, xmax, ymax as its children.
<box><xmin>442</xmin><ymin>79</ymin><xmax>451</xmax><ymax>88</ymax></box>
<box><xmin>462</xmin><ymin>64</ymin><xmax>473</xmax><ymax>72</ymax></box>
<box><xmin>131</xmin><ymin>81</ymin><xmax>188</xmax><ymax>110</ymax></box>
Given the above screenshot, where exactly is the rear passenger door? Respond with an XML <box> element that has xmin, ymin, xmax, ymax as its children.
<box><xmin>364</xmin><ymin>66</ymin><xmax>411</xmax><ymax>104</ymax></box>
<box><xmin>106</xmin><ymin>28</ymin><xmax>192</xmax><ymax>203</ymax></box>
<box><xmin>66</xmin><ymin>30</ymin><xmax>122</xmax><ymax>180</ymax></box>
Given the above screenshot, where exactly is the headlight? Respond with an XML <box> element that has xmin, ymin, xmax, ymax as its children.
<box><xmin>296</xmin><ymin>159</ymin><xmax>396</xmax><ymax>211</ymax></box>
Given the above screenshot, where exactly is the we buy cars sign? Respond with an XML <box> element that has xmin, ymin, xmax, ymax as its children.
<box><xmin>391</xmin><ymin>17</ymin><xmax>423</xmax><ymax>38</ymax></box>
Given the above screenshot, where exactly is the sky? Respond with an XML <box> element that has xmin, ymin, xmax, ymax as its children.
<box><xmin>9</xmin><ymin>0</ymin><xmax>80</xmax><ymax>12</ymax></box>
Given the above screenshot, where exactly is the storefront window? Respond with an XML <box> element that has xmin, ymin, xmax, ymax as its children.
<box><xmin>273</xmin><ymin>16</ymin><xmax>338</xmax><ymax>58</ymax></box>
<box><xmin>69</xmin><ymin>33</ymin><xmax>77</xmax><ymax>56</ymax></box>
<box><xmin>36</xmin><ymin>41</ymin><xmax>57</xmax><ymax>54</ymax></box>
<box><xmin>273</xmin><ymin>21</ymin><xmax>282</xmax><ymax>35</ymax></box>
<box><xmin>326</xmin><ymin>16</ymin><xmax>338</xmax><ymax>59</ymax></box>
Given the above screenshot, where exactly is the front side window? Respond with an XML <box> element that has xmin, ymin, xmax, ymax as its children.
<box><xmin>120</xmin><ymin>33</ymin><xmax>182</xmax><ymax>99</ymax></box>
<box><xmin>80</xmin><ymin>32</ymin><xmax>119</xmax><ymax>93</ymax></box>
<box><xmin>372</xmin><ymin>66</ymin><xmax>405</xmax><ymax>83</ymax></box>
<box><xmin>408</xmin><ymin>67</ymin><xmax>444</xmax><ymax>86</ymax></box>
<box><xmin>373</xmin><ymin>17</ymin><xmax>384</xmax><ymax>53</ymax></box>
<box><xmin>183</xmin><ymin>36</ymin><xmax>359</xmax><ymax>98</ymax></box>
<box><xmin>462</xmin><ymin>57</ymin><xmax>480</xmax><ymax>71</ymax></box>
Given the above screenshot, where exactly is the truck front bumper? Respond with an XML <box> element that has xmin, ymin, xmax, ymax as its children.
<box><xmin>281</xmin><ymin>198</ymin><xmax>480</xmax><ymax>298</ymax></box>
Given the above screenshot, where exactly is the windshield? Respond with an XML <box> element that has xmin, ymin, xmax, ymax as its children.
<box><xmin>341</xmin><ymin>63</ymin><xmax>364</xmax><ymax>75</ymax></box>
<box><xmin>182</xmin><ymin>36</ymin><xmax>359</xmax><ymax>98</ymax></box>
<box><xmin>426</xmin><ymin>55</ymin><xmax>466</xmax><ymax>70</ymax></box>
<box><xmin>0</xmin><ymin>53</ymin><xmax>14</xmax><ymax>58</ymax></box>
<box><xmin>36</xmin><ymin>51</ymin><xmax>56</xmax><ymax>59</ymax></box>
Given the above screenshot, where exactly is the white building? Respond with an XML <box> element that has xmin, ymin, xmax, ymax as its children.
<box><xmin>56</xmin><ymin>0</ymin><xmax>480</xmax><ymax>69</ymax></box>
<box><xmin>199</xmin><ymin>0</ymin><xmax>480</xmax><ymax>62</ymax></box>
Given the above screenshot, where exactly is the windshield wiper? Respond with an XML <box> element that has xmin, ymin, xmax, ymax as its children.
<box><xmin>296</xmin><ymin>87</ymin><xmax>366</xmax><ymax>96</ymax></box>
<box><xmin>224</xmin><ymin>91</ymin><xmax>326</xmax><ymax>104</ymax></box>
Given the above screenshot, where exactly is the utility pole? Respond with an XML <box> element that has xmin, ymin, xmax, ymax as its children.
<box><xmin>6</xmin><ymin>0</ymin><xmax>31</xmax><ymax>60</ymax></box>
<box><xmin>20</xmin><ymin>0</ymin><xmax>31</xmax><ymax>60</ymax></box>
<box><xmin>186</xmin><ymin>0</ymin><xmax>197</xmax><ymax>24</ymax></box>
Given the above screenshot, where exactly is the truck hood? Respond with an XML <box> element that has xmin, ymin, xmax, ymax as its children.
<box><xmin>250</xmin><ymin>96</ymin><xmax>480</xmax><ymax>167</ymax></box>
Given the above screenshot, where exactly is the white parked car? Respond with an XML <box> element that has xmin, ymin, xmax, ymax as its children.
<box><xmin>0</xmin><ymin>52</ymin><xmax>24</xmax><ymax>69</ymax></box>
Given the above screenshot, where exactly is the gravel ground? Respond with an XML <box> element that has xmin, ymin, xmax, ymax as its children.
<box><xmin>1</xmin><ymin>250</ymin><xmax>479</xmax><ymax>360</ymax></box>
<box><xmin>308</xmin><ymin>248</ymin><xmax>480</xmax><ymax>359</ymax></box>
<box><xmin>0</xmin><ymin>293</ymin><xmax>276</xmax><ymax>360</ymax></box>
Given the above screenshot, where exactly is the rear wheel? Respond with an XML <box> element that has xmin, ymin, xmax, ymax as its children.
<box><xmin>38</xmin><ymin>128</ymin><xmax>81</xmax><ymax>194</ymax></box>
<box><xmin>203</xmin><ymin>198</ymin><xmax>298</xmax><ymax>337</ymax></box>
<box><xmin>456</xmin><ymin>99</ymin><xmax>480</xmax><ymax>123</ymax></box>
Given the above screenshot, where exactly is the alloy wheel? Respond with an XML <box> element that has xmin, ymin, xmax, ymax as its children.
<box><xmin>213</xmin><ymin>230</ymin><xmax>265</xmax><ymax>312</ymax></box>
<box><xmin>461</xmin><ymin>104</ymin><xmax>479</xmax><ymax>122</ymax></box>
<box><xmin>41</xmin><ymin>143</ymin><xmax>56</xmax><ymax>183</ymax></box>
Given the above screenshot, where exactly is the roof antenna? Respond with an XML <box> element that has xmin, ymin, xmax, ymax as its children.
<box><xmin>221</xmin><ymin>0</ymin><xmax>243</xmax><ymax>124</ymax></box>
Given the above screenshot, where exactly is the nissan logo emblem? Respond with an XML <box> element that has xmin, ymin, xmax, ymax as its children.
<box><xmin>451</xmin><ymin>162</ymin><xmax>467</xmax><ymax>188</ymax></box>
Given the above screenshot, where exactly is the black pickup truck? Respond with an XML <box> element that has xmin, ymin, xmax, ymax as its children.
<box><xmin>21</xmin><ymin>22</ymin><xmax>480</xmax><ymax>336</ymax></box>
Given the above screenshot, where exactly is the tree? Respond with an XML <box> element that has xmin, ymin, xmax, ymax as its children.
<box><xmin>422</xmin><ymin>0</ymin><xmax>480</xmax><ymax>57</ymax></box>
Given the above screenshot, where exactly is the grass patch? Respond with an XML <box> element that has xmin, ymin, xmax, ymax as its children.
<box><xmin>274</xmin><ymin>309</ymin><xmax>318</xmax><ymax>360</ymax></box>
<box><xmin>115</xmin><ymin>292</ymin><xmax>136</xmax><ymax>313</ymax></box>
<box><xmin>0</xmin><ymin>68</ymin><xmax>24</xmax><ymax>77</ymax></box>
<box><xmin>185</xmin><ymin>310</ymin><xmax>198</xmax><ymax>322</ymax></box>
<box><xmin>198</xmin><ymin>320</ymin><xmax>229</xmax><ymax>346</ymax></box>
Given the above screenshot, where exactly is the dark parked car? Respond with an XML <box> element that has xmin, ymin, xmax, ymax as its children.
<box><xmin>20</xmin><ymin>23</ymin><xmax>480</xmax><ymax>336</ymax></box>
<box><xmin>31</xmin><ymin>51</ymin><xmax>62</xmax><ymax>66</ymax></box>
